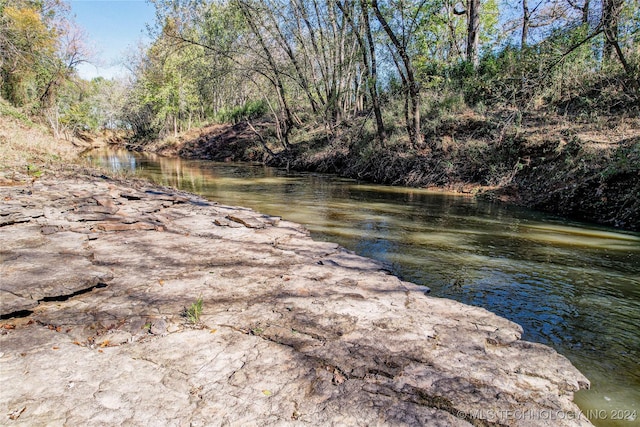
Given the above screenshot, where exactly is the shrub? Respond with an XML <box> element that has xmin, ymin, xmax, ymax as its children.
<box><xmin>216</xmin><ymin>99</ymin><xmax>267</xmax><ymax>124</ymax></box>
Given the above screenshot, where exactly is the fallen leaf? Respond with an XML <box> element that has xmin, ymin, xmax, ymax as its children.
<box><xmin>100</xmin><ymin>340</ymin><xmax>110</xmax><ymax>347</ymax></box>
<box><xmin>52</xmin><ymin>346</ymin><xmax>59</xmax><ymax>350</ymax></box>
<box><xmin>2</xmin><ymin>324</ymin><xmax>15</xmax><ymax>330</ymax></box>
<box><xmin>262</xmin><ymin>390</ymin><xmax>272</xmax><ymax>396</ymax></box>
<box><xmin>210</xmin><ymin>329</ymin><xmax>217</xmax><ymax>334</ymax></box>
<box><xmin>158</xmin><ymin>279</ymin><xmax>165</xmax><ymax>286</ymax></box>
<box><xmin>8</xmin><ymin>406</ymin><xmax>26</xmax><ymax>420</ymax></box>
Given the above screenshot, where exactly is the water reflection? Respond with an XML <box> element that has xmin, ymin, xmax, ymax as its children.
<box><xmin>87</xmin><ymin>149</ymin><xmax>639</xmax><ymax>425</ymax></box>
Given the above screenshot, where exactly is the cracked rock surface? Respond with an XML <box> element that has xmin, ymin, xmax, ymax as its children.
<box><xmin>0</xmin><ymin>174</ymin><xmax>591</xmax><ymax>426</ymax></box>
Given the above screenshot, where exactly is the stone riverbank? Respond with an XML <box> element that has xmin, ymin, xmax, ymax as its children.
<box><xmin>0</xmin><ymin>172</ymin><xmax>591</xmax><ymax>426</ymax></box>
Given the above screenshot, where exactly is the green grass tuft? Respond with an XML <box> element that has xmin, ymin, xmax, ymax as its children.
<box><xmin>184</xmin><ymin>297</ymin><xmax>204</xmax><ymax>324</ymax></box>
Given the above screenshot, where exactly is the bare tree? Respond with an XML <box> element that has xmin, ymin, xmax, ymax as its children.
<box><xmin>237</xmin><ymin>0</ymin><xmax>295</xmax><ymax>149</ymax></box>
<box><xmin>371</xmin><ymin>0</ymin><xmax>423</xmax><ymax>148</ymax></box>
<box><xmin>565</xmin><ymin>0</ymin><xmax>590</xmax><ymax>24</ymax></box>
<box><xmin>336</xmin><ymin>0</ymin><xmax>385</xmax><ymax>143</ymax></box>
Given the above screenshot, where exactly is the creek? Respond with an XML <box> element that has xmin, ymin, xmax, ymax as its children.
<box><xmin>88</xmin><ymin>148</ymin><xmax>639</xmax><ymax>426</ymax></box>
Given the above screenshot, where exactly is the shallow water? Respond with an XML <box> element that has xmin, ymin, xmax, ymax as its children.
<box><xmin>88</xmin><ymin>149</ymin><xmax>639</xmax><ymax>425</ymax></box>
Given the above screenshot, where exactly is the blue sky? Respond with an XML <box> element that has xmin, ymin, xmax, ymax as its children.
<box><xmin>70</xmin><ymin>0</ymin><xmax>156</xmax><ymax>80</ymax></box>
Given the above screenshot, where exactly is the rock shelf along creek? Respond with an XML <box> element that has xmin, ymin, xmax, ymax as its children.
<box><xmin>0</xmin><ymin>173</ymin><xmax>591</xmax><ymax>426</ymax></box>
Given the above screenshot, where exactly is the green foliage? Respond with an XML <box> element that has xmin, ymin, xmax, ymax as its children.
<box><xmin>432</xmin><ymin>91</ymin><xmax>466</xmax><ymax>116</ymax></box>
<box><xmin>601</xmin><ymin>142</ymin><xmax>640</xmax><ymax>180</ymax></box>
<box><xmin>215</xmin><ymin>100</ymin><xmax>267</xmax><ymax>124</ymax></box>
<box><xmin>119</xmin><ymin>0</ymin><xmax>257</xmax><ymax>141</ymax></box>
<box><xmin>0</xmin><ymin>98</ymin><xmax>35</xmax><ymax>126</ymax></box>
<box><xmin>0</xmin><ymin>0</ymin><xmax>87</xmax><ymax>114</ymax></box>
<box><xmin>184</xmin><ymin>297</ymin><xmax>203</xmax><ymax>324</ymax></box>
<box><xmin>109</xmin><ymin>0</ymin><xmax>640</xmax><ymax>143</ymax></box>
<box><xmin>454</xmin><ymin>46</ymin><xmax>526</xmax><ymax>107</ymax></box>
<box><xmin>26</xmin><ymin>164</ymin><xmax>42</xmax><ymax>177</ymax></box>
<box><xmin>414</xmin><ymin>0</ymin><xmax>500</xmax><ymax>77</ymax></box>
<box><xmin>60</xmin><ymin>102</ymin><xmax>98</xmax><ymax>132</ymax></box>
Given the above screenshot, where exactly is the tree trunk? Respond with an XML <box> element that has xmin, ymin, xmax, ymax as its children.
<box><xmin>521</xmin><ymin>0</ymin><xmax>530</xmax><ymax>49</ymax></box>
<box><xmin>582</xmin><ymin>0</ymin><xmax>590</xmax><ymax>24</ymax></box>
<box><xmin>371</xmin><ymin>0</ymin><xmax>422</xmax><ymax>147</ymax></box>
<box><xmin>337</xmin><ymin>0</ymin><xmax>385</xmax><ymax>141</ymax></box>
<box><xmin>602</xmin><ymin>0</ymin><xmax>622</xmax><ymax>62</ymax></box>
<box><xmin>389</xmin><ymin>51</ymin><xmax>411</xmax><ymax>141</ymax></box>
<box><xmin>237</xmin><ymin>1</ymin><xmax>295</xmax><ymax>139</ymax></box>
<box><xmin>266</xmin><ymin>4</ymin><xmax>319</xmax><ymax>114</ymax></box>
<box><xmin>466</xmin><ymin>0</ymin><xmax>480</xmax><ymax>68</ymax></box>
<box><xmin>359</xmin><ymin>0</ymin><xmax>385</xmax><ymax>144</ymax></box>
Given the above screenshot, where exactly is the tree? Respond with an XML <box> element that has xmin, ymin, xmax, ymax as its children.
<box><xmin>1</xmin><ymin>0</ymin><xmax>90</xmax><ymax>136</ymax></box>
<box><xmin>566</xmin><ymin>0</ymin><xmax>590</xmax><ymax>24</ymax></box>
<box><xmin>359</xmin><ymin>0</ymin><xmax>385</xmax><ymax>143</ymax></box>
<box><xmin>521</xmin><ymin>0</ymin><xmax>530</xmax><ymax>48</ymax></box>
<box><xmin>602</xmin><ymin>0</ymin><xmax>620</xmax><ymax>61</ymax></box>
<box><xmin>466</xmin><ymin>0</ymin><xmax>480</xmax><ymax>66</ymax></box>
<box><xmin>115</xmin><ymin>0</ymin><xmax>637</xmax><ymax>151</ymax></box>
<box><xmin>236</xmin><ymin>0</ymin><xmax>295</xmax><ymax>148</ymax></box>
<box><xmin>0</xmin><ymin>1</ymin><xmax>58</xmax><ymax>106</ymax></box>
<box><xmin>371</xmin><ymin>0</ymin><xmax>423</xmax><ymax>148</ymax></box>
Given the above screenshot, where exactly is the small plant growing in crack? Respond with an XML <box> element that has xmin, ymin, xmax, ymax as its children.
<box><xmin>26</xmin><ymin>164</ymin><xmax>42</xmax><ymax>178</ymax></box>
<box><xmin>183</xmin><ymin>297</ymin><xmax>203</xmax><ymax>324</ymax></box>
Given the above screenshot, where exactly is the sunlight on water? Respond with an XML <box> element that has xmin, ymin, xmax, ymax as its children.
<box><xmin>520</xmin><ymin>231</ymin><xmax>640</xmax><ymax>251</ymax></box>
<box><xmin>406</xmin><ymin>231</ymin><xmax>475</xmax><ymax>249</ymax></box>
<box><xmin>192</xmin><ymin>176</ymin><xmax>302</xmax><ymax>186</ymax></box>
<box><xmin>524</xmin><ymin>224</ymin><xmax>640</xmax><ymax>242</ymax></box>
<box><xmin>88</xmin><ymin>149</ymin><xmax>640</xmax><ymax>426</ymax></box>
<box><xmin>348</xmin><ymin>183</ymin><xmax>468</xmax><ymax>196</ymax></box>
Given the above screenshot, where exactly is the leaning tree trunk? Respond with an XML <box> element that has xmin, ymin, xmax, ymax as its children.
<box><xmin>238</xmin><ymin>1</ymin><xmax>294</xmax><ymax>149</ymax></box>
<box><xmin>581</xmin><ymin>0</ymin><xmax>590</xmax><ymax>24</ymax></box>
<box><xmin>371</xmin><ymin>0</ymin><xmax>422</xmax><ymax>148</ymax></box>
<box><xmin>602</xmin><ymin>0</ymin><xmax>622</xmax><ymax>62</ymax></box>
<box><xmin>336</xmin><ymin>0</ymin><xmax>386</xmax><ymax>144</ymax></box>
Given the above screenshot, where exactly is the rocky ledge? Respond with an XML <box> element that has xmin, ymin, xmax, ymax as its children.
<box><xmin>0</xmin><ymin>173</ymin><xmax>591</xmax><ymax>426</ymax></box>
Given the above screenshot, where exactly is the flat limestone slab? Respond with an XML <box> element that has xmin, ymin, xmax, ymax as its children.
<box><xmin>0</xmin><ymin>174</ymin><xmax>592</xmax><ymax>426</ymax></box>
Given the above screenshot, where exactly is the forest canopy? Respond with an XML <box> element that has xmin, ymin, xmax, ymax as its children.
<box><xmin>1</xmin><ymin>0</ymin><xmax>638</xmax><ymax>145</ymax></box>
<box><xmin>121</xmin><ymin>0</ymin><xmax>639</xmax><ymax>146</ymax></box>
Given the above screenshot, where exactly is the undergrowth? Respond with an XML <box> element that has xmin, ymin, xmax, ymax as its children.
<box><xmin>0</xmin><ymin>100</ymin><xmax>82</xmax><ymax>178</ymax></box>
